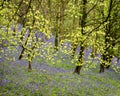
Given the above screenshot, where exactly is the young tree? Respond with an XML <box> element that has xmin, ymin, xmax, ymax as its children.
<box><xmin>73</xmin><ymin>0</ymin><xmax>87</xmax><ymax>74</ymax></box>
<box><xmin>99</xmin><ymin>0</ymin><xmax>120</xmax><ymax>72</ymax></box>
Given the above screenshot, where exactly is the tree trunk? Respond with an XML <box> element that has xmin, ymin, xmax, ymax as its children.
<box><xmin>54</xmin><ymin>31</ymin><xmax>59</xmax><ymax>51</ymax></box>
<box><xmin>106</xmin><ymin>55</ymin><xmax>113</xmax><ymax>69</ymax></box>
<box><xmin>73</xmin><ymin>66</ymin><xmax>82</xmax><ymax>74</ymax></box>
<box><xmin>18</xmin><ymin>47</ymin><xmax>25</xmax><ymax>60</ymax></box>
<box><xmin>28</xmin><ymin>61</ymin><xmax>32</xmax><ymax>71</ymax></box>
<box><xmin>54</xmin><ymin>9</ymin><xmax>59</xmax><ymax>51</ymax></box>
<box><xmin>74</xmin><ymin>46</ymin><xmax>84</xmax><ymax>74</ymax></box>
<box><xmin>71</xmin><ymin>43</ymin><xmax>77</xmax><ymax>59</ymax></box>
<box><xmin>100</xmin><ymin>53</ymin><xmax>106</xmax><ymax>73</ymax></box>
<box><xmin>71</xmin><ymin>0</ymin><xmax>78</xmax><ymax>59</ymax></box>
<box><xmin>100</xmin><ymin>0</ymin><xmax>114</xmax><ymax>72</ymax></box>
<box><xmin>73</xmin><ymin>0</ymin><xmax>87</xmax><ymax>74</ymax></box>
<box><xmin>100</xmin><ymin>64</ymin><xmax>104</xmax><ymax>73</ymax></box>
<box><xmin>19</xmin><ymin>28</ymin><xmax>31</xmax><ymax>60</ymax></box>
<box><xmin>100</xmin><ymin>53</ymin><xmax>112</xmax><ymax>72</ymax></box>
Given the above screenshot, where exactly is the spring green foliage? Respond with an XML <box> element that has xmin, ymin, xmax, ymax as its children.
<box><xmin>1</xmin><ymin>1</ymin><xmax>120</xmax><ymax>95</ymax></box>
<box><xmin>0</xmin><ymin>0</ymin><xmax>120</xmax><ymax>72</ymax></box>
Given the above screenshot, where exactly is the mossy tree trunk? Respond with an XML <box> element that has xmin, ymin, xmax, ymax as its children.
<box><xmin>18</xmin><ymin>31</ymin><xmax>31</xmax><ymax>60</ymax></box>
<box><xmin>28</xmin><ymin>61</ymin><xmax>32</xmax><ymax>71</ymax></box>
<box><xmin>28</xmin><ymin>53</ymin><xmax>33</xmax><ymax>72</ymax></box>
<box><xmin>74</xmin><ymin>0</ymin><xmax>87</xmax><ymax>74</ymax></box>
<box><xmin>54</xmin><ymin>0</ymin><xmax>65</xmax><ymax>51</ymax></box>
<box><xmin>74</xmin><ymin>46</ymin><xmax>85</xmax><ymax>74</ymax></box>
<box><xmin>100</xmin><ymin>64</ymin><xmax>105</xmax><ymax>73</ymax></box>
<box><xmin>54</xmin><ymin>12</ymin><xmax>59</xmax><ymax>51</ymax></box>
<box><xmin>74</xmin><ymin>66</ymin><xmax>82</xmax><ymax>74</ymax></box>
<box><xmin>71</xmin><ymin>43</ymin><xmax>78</xmax><ymax>59</ymax></box>
<box><xmin>18</xmin><ymin>0</ymin><xmax>32</xmax><ymax>59</ymax></box>
<box><xmin>100</xmin><ymin>0</ymin><xmax>114</xmax><ymax>73</ymax></box>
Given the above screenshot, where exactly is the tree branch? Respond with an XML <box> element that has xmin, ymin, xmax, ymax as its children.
<box><xmin>83</xmin><ymin>0</ymin><xmax>113</xmax><ymax>43</ymax></box>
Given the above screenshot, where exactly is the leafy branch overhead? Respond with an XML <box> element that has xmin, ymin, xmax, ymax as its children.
<box><xmin>0</xmin><ymin>0</ymin><xmax>120</xmax><ymax>73</ymax></box>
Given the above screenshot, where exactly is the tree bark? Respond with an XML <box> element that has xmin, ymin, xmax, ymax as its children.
<box><xmin>28</xmin><ymin>61</ymin><xmax>32</xmax><ymax>71</ymax></box>
<box><xmin>74</xmin><ymin>46</ymin><xmax>85</xmax><ymax>74</ymax></box>
<box><xmin>71</xmin><ymin>43</ymin><xmax>77</xmax><ymax>59</ymax></box>
<box><xmin>106</xmin><ymin>55</ymin><xmax>113</xmax><ymax>69</ymax></box>
<box><xmin>18</xmin><ymin>46</ymin><xmax>25</xmax><ymax>60</ymax></box>
<box><xmin>73</xmin><ymin>66</ymin><xmax>82</xmax><ymax>74</ymax></box>
<box><xmin>100</xmin><ymin>52</ymin><xmax>113</xmax><ymax>72</ymax></box>
<box><xmin>54</xmin><ymin>9</ymin><xmax>59</xmax><ymax>51</ymax></box>
<box><xmin>19</xmin><ymin>31</ymin><xmax>28</xmax><ymax>60</ymax></box>
<box><xmin>99</xmin><ymin>0</ymin><xmax>114</xmax><ymax>73</ymax></box>
<box><xmin>74</xmin><ymin>0</ymin><xmax>87</xmax><ymax>74</ymax></box>
<box><xmin>18</xmin><ymin>27</ymin><xmax>31</xmax><ymax>60</ymax></box>
<box><xmin>100</xmin><ymin>64</ymin><xmax>105</xmax><ymax>73</ymax></box>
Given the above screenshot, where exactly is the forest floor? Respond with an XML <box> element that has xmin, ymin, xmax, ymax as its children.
<box><xmin>0</xmin><ymin>55</ymin><xmax>120</xmax><ymax>96</ymax></box>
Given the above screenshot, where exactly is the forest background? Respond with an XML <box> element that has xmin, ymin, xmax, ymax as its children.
<box><xmin>0</xmin><ymin>0</ymin><xmax>120</xmax><ymax>96</ymax></box>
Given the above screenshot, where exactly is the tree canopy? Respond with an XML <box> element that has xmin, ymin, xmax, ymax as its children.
<box><xmin>0</xmin><ymin>0</ymin><xmax>120</xmax><ymax>73</ymax></box>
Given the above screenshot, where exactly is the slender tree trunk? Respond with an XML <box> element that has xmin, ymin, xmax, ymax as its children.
<box><xmin>28</xmin><ymin>52</ymin><xmax>33</xmax><ymax>71</ymax></box>
<box><xmin>106</xmin><ymin>55</ymin><xmax>113</xmax><ymax>69</ymax></box>
<box><xmin>73</xmin><ymin>66</ymin><xmax>82</xmax><ymax>74</ymax></box>
<box><xmin>55</xmin><ymin>32</ymin><xmax>59</xmax><ymax>51</ymax></box>
<box><xmin>18</xmin><ymin>37</ymin><xmax>30</xmax><ymax>60</ymax></box>
<box><xmin>27</xmin><ymin>33</ymin><xmax>36</xmax><ymax>72</ymax></box>
<box><xmin>27</xmin><ymin>49</ymin><xmax>34</xmax><ymax>71</ymax></box>
<box><xmin>28</xmin><ymin>61</ymin><xmax>32</xmax><ymax>71</ymax></box>
<box><xmin>54</xmin><ymin>13</ymin><xmax>59</xmax><ymax>51</ymax></box>
<box><xmin>100</xmin><ymin>52</ymin><xmax>108</xmax><ymax>73</ymax></box>
<box><xmin>99</xmin><ymin>0</ymin><xmax>113</xmax><ymax>73</ymax></box>
<box><xmin>18</xmin><ymin>28</ymin><xmax>31</xmax><ymax>60</ymax></box>
<box><xmin>19</xmin><ymin>46</ymin><xmax>25</xmax><ymax>59</ymax></box>
<box><xmin>100</xmin><ymin>64</ymin><xmax>105</xmax><ymax>73</ymax></box>
<box><xmin>18</xmin><ymin>0</ymin><xmax>33</xmax><ymax>59</ymax></box>
<box><xmin>71</xmin><ymin>43</ymin><xmax>77</xmax><ymax>58</ymax></box>
<box><xmin>100</xmin><ymin>23</ymin><xmax>112</xmax><ymax>70</ymax></box>
<box><xmin>48</xmin><ymin>0</ymin><xmax>51</xmax><ymax>21</ymax></box>
<box><xmin>74</xmin><ymin>46</ymin><xmax>85</xmax><ymax>74</ymax></box>
<box><xmin>54</xmin><ymin>0</ymin><xmax>65</xmax><ymax>51</ymax></box>
<box><xmin>74</xmin><ymin>0</ymin><xmax>87</xmax><ymax>74</ymax></box>
<box><xmin>100</xmin><ymin>52</ymin><xmax>113</xmax><ymax>72</ymax></box>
